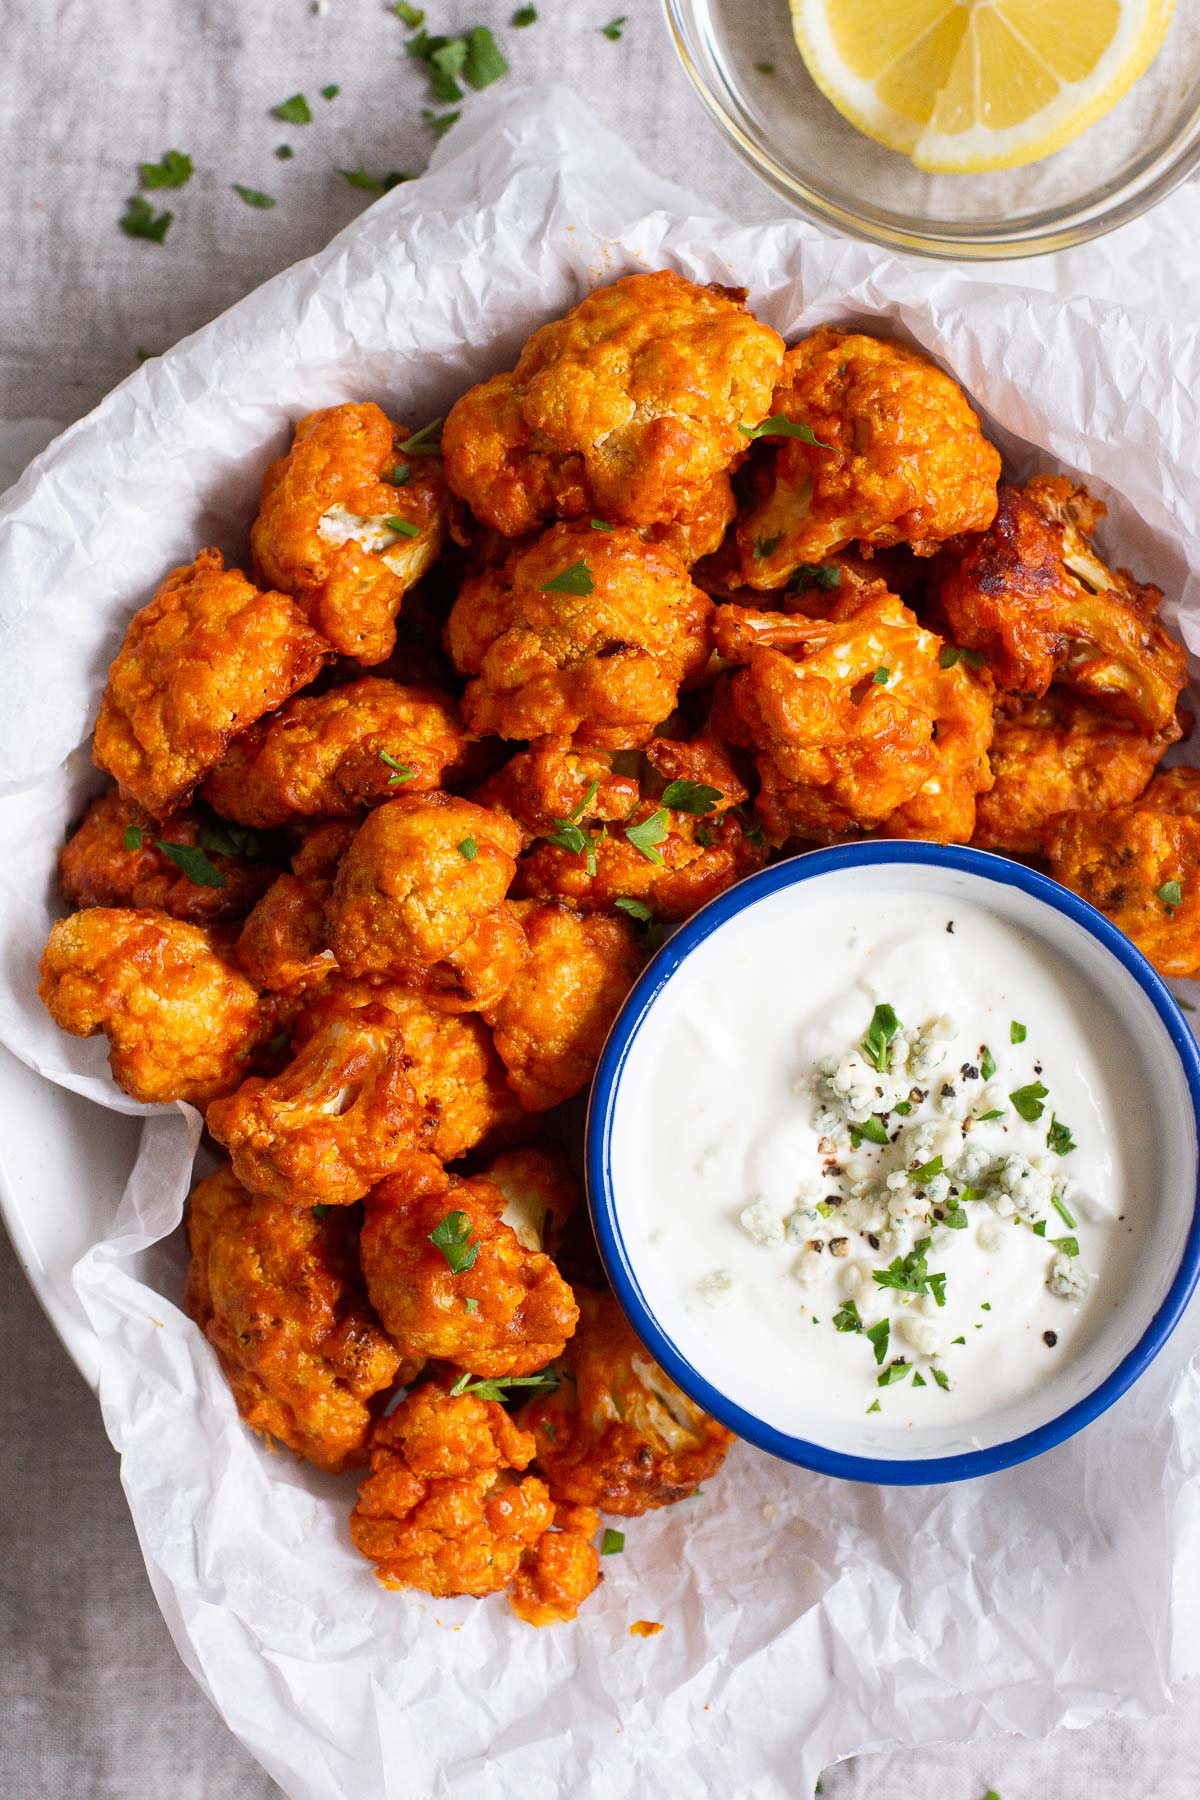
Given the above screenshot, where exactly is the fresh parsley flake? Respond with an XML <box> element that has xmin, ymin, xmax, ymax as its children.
<box><xmin>463</xmin><ymin>25</ymin><xmax>509</xmax><ymax>88</ymax></box>
<box><xmin>458</xmin><ymin>837</ymin><xmax>478</xmax><ymax>861</ymax></box>
<box><xmin>310</xmin><ymin>1204</ymin><xmax>330</xmax><ymax>1219</ymax></box>
<box><xmin>194</xmin><ymin>820</ymin><xmax>275</xmax><ymax>862</ymax></box>
<box><xmin>399</xmin><ymin>417</ymin><xmax>443</xmax><ymax>456</ymax></box>
<box><xmin>589</xmin><ymin>517</ymin><xmax>613</xmax><ymax>531</ymax></box>
<box><xmin>429</xmin><ymin>1210</ymin><xmax>479</xmax><ymax>1272</ymax></box>
<box><xmin>1009</xmin><ymin>1080</ymin><xmax>1049</xmax><ymax>1123</ymax></box>
<box><xmin>395</xmin><ymin>0</ymin><xmax>425</xmax><ymax>22</ymax></box>
<box><xmin>909</xmin><ymin>1154</ymin><xmax>944</xmax><ymax>1185</ymax></box>
<box><xmin>941</xmin><ymin>1206</ymin><xmax>969</xmax><ymax>1230</ymax></box>
<box><xmin>155</xmin><ymin>841</ymin><xmax>228</xmax><ymax>888</ymax></box>
<box><xmin>832</xmin><ymin>1300</ymin><xmax>863</xmax><ymax>1334</ymax></box>
<box><xmin>1046</xmin><ymin>1114</ymin><xmax>1077</xmax><ymax>1156</ymax></box>
<box><xmin>600</xmin><ymin>15</ymin><xmax>626</xmax><ymax>38</ymax></box>
<box><xmin>1159</xmin><ymin>879</ymin><xmax>1184</xmax><ymax>916</ymax></box>
<box><xmin>614</xmin><ymin>896</ymin><xmax>654</xmax><ymax>923</ymax></box>
<box><xmin>385</xmin><ymin>515</ymin><xmax>422</xmax><ymax>537</ymax></box>
<box><xmin>977</xmin><ymin>1108</ymin><xmax>1006</xmax><ymax>1121</ymax></box>
<box><xmin>866</xmin><ymin>1399</ymin><xmax>881</xmax><ymax>1413</ymax></box>
<box><xmin>540</xmin><ymin>559</ymin><xmax>594</xmax><ymax>596</ymax></box>
<box><xmin>513</xmin><ymin>3</ymin><xmax>537</xmax><ymax>21</ymax></box>
<box><xmin>139</xmin><ymin>149</ymin><xmax>192</xmax><ymax>189</ymax></box>
<box><xmin>894</xmin><ymin>1100</ymin><xmax>912</xmax><ymax>1116</ymax></box>
<box><xmin>388</xmin><ymin>462</ymin><xmax>412</xmax><ymax>485</ymax></box>
<box><xmin>449</xmin><ymin>1370</ymin><xmax>558</xmax><ymax>1400</ymax></box>
<box><xmin>872</xmin><ymin>1238</ymin><xmax>947</xmax><ymax>1306</ymax></box>
<box><xmin>321</xmin><ymin>83</ymin><xmax>340</xmax><ymax>100</ymax></box>
<box><xmin>878</xmin><ymin>1360</ymin><xmax>912</xmax><ymax>1387</ymax></box>
<box><xmin>791</xmin><ymin>563</ymin><xmax>841</xmax><ymax>592</ymax></box>
<box><xmin>754</xmin><ymin>533</ymin><xmax>782</xmax><ymax>558</ymax></box>
<box><xmin>601</xmin><ymin>1528</ymin><xmax>625</xmax><ymax>1554</ymax></box>
<box><xmin>624</xmin><ymin>809</ymin><xmax>670</xmax><ymax>866</ymax></box>
<box><xmin>937</xmin><ymin>644</ymin><xmax>988</xmax><ymax>669</ymax></box>
<box><xmin>122</xmin><ymin>823</ymin><xmax>145</xmax><ymax>851</ymax></box>
<box><xmin>275</xmin><ymin>144</ymin><xmax>295</xmax><ymax>160</ymax></box>
<box><xmin>738</xmin><ymin>413</ymin><xmax>833</xmax><ymax>449</ymax></box>
<box><xmin>233</xmin><ymin>184</ymin><xmax>276</xmax><ymax>208</ymax></box>
<box><xmin>337</xmin><ymin>166</ymin><xmax>411</xmax><ymax>195</ymax></box>
<box><xmin>860</xmin><ymin>1002</ymin><xmax>902</xmax><ymax>1073</ymax></box>
<box><xmin>865</xmin><ymin>1317</ymin><xmax>890</xmax><ymax>1366</ymax></box>
<box><xmin>1051</xmin><ymin>1234</ymin><xmax>1080</xmax><ymax>1257</ymax></box>
<box><xmin>931</xmin><ymin>1367</ymin><xmax>950</xmax><ymax>1391</ymax></box>
<box><xmin>1031</xmin><ymin>1219</ymin><xmax>1047</xmax><ymax>1237</ymax></box>
<box><xmin>272</xmin><ymin>94</ymin><xmax>312</xmax><ymax>125</ymax></box>
<box><xmin>980</xmin><ymin>1045</ymin><xmax>996</xmax><ymax>1081</ymax></box>
<box><xmin>428</xmin><ymin>38</ymin><xmax>468</xmax><ymax>101</ymax></box>
<box><xmin>850</xmin><ymin>1116</ymin><xmax>889</xmax><ymax>1148</ymax></box>
<box><xmin>1010</xmin><ymin>1020</ymin><xmax>1027</xmax><ymax>1044</ymax></box>
<box><xmin>912</xmin><ymin>1371</ymin><xmax>927</xmax><ymax>1387</ymax></box>
<box><xmin>872</xmin><ymin>667</ymin><xmax>889</xmax><ymax>684</ymax></box>
<box><xmin>660</xmin><ymin>779</ymin><xmax>722</xmax><ymax>815</ymax></box>
<box><xmin>379</xmin><ymin>750</ymin><xmax>415</xmax><ymax>785</ymax></box>
<box><xmin>423</xmin><ymin>107</ymin><xmax>461</xmax><ymax>137</ymax></box>
<box><xmin>464</xmin><ymin>1297</ymin><xmax>479</xmax><ymax>1313</ymax></box>
<box><xmin>119</xmin><ymin>196</ymin><xmax>173</xmax><ymax>243</ymax></box>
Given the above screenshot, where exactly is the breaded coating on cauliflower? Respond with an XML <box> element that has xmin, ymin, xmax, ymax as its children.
<box><xmin>60</xmin><ymin>790</ymin><xmax>279</xmax><ymax>923</ymax></box>
<box><xmin>508</xmin><ymin>1500</ymin><xmax>602</xmax><ymax>1626</ymax></box>
<box><xmin>38</xmin><ymin>907</ymin><xmax>269</xmax><ymax>1105</ymax></box>
<box><xmin>715</xmin><ymin>580</ymin><xmax>993</xmax><ymax>843</ymax></box>
<box><xmin>933</xmin><ymin>477</ymin><xmax>1187</xmax><ymax>735</ymax></box>
<box><xmin>352</xmin><ymin>1380</ymin><xmax>585</xmax><ymax>1613</ymax></box>
<box><xmin>295</xmin><ymin>977</ymin><xmax>529</xmax><ymax>1162</ymax></box>
<box><xmin>518</xmin><ymin>1290</ymin><xmax>734</xmax><ymax>1515</ymax></box>
<box><xmin>360</xmin><ymin>1151</ymin><xmax>578</xmax><ymax>1377</ymax></box>
<box><xmin>476</xmin><ymin>736</ymin><xmax>640</xmax><ymax>846</ymax></box>
<box><xmin>974</xmin><ymin>691</ymin><xmax>1170</xmax><ymax>856</ymax></box>
<box><xmin>477</xmin><ymin>1145</ymin><xmax>579</xmax><ymax>1254</ymax></box>
<box><xmin>483</xmin><ymin>901</ymin><xmax>644</xmax><ymax>1110</ymax></box>
<box><xmin>202</xmin><ymin>677</ymin><xmax>475</xmax><ymax>827</ymax></box>
<box><xmin>734</xmin><ymin>328</ymin><xmax>1000</xmax><ymax>589</ymax></box>
<box><xmin>206</xmin><ymin>999</ymin><xmax>426</xmax><ymax>1205</ymax></box>
<box><xmin>251</xmin><ymin>402</ymin><xmax>448</xmax><ymax>665</ymax></box>
<box><xmin>445</xmin><ymin>522</ymin><xmax>713</xmax><ymax>748</ymax></box>
<box><xmin>93</xmin><ymin>549</ymin><xmax>330</xmax><ymax>820</ymax></box>
<box><xmin>184</xmin><ymin>1164</ymin><xmax>404</xmax><ymax>1472</ymax></box>
<box><xmin>236</xmin><ymin>871</ymin><xmax>338</xmax><ymax>997</ymax></box>
<box><xmin>325</xmin><ymin>794</ymin><xmax>525</xmax><ymax>1010</ymax></box>
<box><xmin>441</xmin><ymin>270</ymin><xmax>785</xmax><ymax>539</ymax></box>
<box><xmin>1048</xmin><ymin>767</ymin><xmax>1200</xmax><ymax>978</ymax></box>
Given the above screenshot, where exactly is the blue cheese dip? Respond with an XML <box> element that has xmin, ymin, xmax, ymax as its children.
<box><xmin>610</xmin><ymin>884</ymin><xmax>1157</xmax><ymax>1436</ymax></box>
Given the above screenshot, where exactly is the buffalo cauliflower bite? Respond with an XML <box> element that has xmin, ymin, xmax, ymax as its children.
<box><xmin>441</xmin><ymin>270</ymin><xmax>785</xmax><ymax>539</ymax></box>
<box><xmin>1048</xmin><ymin>768</ymin><xmax>1200</xmax><ymax>979</ymax></box>
<box><xmin>206</xmin><ymin>1000</ymin><xmax>426</xmax><ymax>1205</ymax></box>
<box><xmin>444</xmin><ymin>521</ymin><xmax>714</xmax><ymax>748</ymax></box>
<box><xmin>479</xmin><ymin>1145</ymin><xmax>579</xmax><ymax>1254</ymax></box>
<box><xmin>932</xmin><ymin>477</ymin><xmax>1187</xmax><ymax>734</ymax></box>
<box><xmin>295</xmin><ymin>978</ymin><xmax>529</xmax><ymax>1162</ymax></box>
<box><xmin>202</xmin><ymin>677</ymin><xmax>475</xmax><ymax>828</ymax></box>
<box><xmin>38</xmin><ymin>907</ymin><xmax>269</xmax><ymax>1105</ymax></box>
<box><xmin>361</xmin><ymin>1152</ymin><xmax>579</xmax><ymax>1377</ymax></box>
<box><xmin>878</xmin><ymin>653</ymin><xmax>995</xmax><ymax>844</ymax></box>
<box><xmin>508</xmin><ymin>1500</ymin><xmax>602</xmax><ymax>1626</ymax></box>
<box><xmin>518</xmin><ymin>1290</ymin><xmax>735</xmax><ymax>1515</ymax></box>
<box><xmin>251</xmin><ymin>401</ymin><xmax>448</xmax><ymax>665</ymax></box>
<box><xmin>184</xmin><ymin>1165</ymin><xmax>404</xmax><ymax>1472</ymax></box>
<box><xmin>93</xmin><ymin>549</ymin><xmax>330</xmax><ymax>820</ymax></box>
<box><xmin>715</xmin><ymin>582</ymin><xmax>981</xmax><ymax>843</ymax></box>
<box><xmin>973</xmin><ymin>691</ymin><xmax>1169</xmax><ymax>855</ymax></box>
<box><xmin>236</xmin><ymin>872</ymin><xmax>337</xmax><ymax>997</ymax></box>
<box><xmin>60</xmin><ymin>790</ymin><xmax>279</xmax><ymax>923</ymax></box>
<box><xmin>476</xmin><ymin>736</ymin><xmax>640</xmax><ymax>845</ymax></box>
<box><xmin>484</xmin><ymin>901</ymin><xmax>644</xmax><ymax>1110</ymax></box>
<box><xmin>325</xmin><ymin>795</ymin><xmax>525</xmax><ymax>1010</ymax></box>
<box><xmin>734</xmin><ymin>328</ymin><xmax>1000</xmax><ymax>589</ymax></box>
<box><xmin>351</xmin><ymin>1381</ymin><xmax>581</xmax><ymax>1610</ymax></box>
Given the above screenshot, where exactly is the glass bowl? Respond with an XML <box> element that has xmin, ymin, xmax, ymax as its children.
<box><xmin>662</xmin><ymin>0</ymin><xmax>1200</xmax><ymax>259</ymax></box>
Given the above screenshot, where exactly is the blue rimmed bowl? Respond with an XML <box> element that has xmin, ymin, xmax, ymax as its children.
<box><xmin>586</xmin><ymin>843</ymin><xmax>1200</xmax><ymax>1485</ymax></box>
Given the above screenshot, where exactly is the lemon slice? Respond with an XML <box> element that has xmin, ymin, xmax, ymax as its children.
<box><xmin>789</xmin><ymin>0</ymin><xmax>1173</xmax><ymax>174</ymax></box>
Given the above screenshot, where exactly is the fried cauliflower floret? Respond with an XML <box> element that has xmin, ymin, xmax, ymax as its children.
<box><xmin>350</xmin><ymin>1381</ymin><xmax>558</xmax><ymax>1600</ymax></box>
<box><xmin>644</xmin><ymin>473</ymin><xmax>737</xmax><ymax>568</ymax></box>
<box><xmin>184</xmin><ymin>1165</ymin><xmax>403</xmax><ymax>1472</ymax></box>
<box><xmin>974</xmin><ymin>691</ymin><xmax>1170</xmax><ymax>856</ymax></box>
<box><xmin>476</xmin><ymin>736</ymin><xmax>640</xmax><ymax>844</ymax></box>
<box><xmin>93</xmin><ymin>549</ymin><xmax>331</xmax><ymax>820</ymax></box>
<box><xmin>483</xmin><ymin>901</ymin><xmax>643</xmax><ymax>1110</ymax></box>
<box><xmin>932</xmin><ymin>478</ymin><xmax>1187</xmax><ymax>734</ymax></box>
<box><xmin>236</xmin><ymin>872</ymin><xmax>337</xmax><ymax>996</ymax></box>
<box><xmin>734</xmin><ymin>328</ymin><xmax>1000</xmax><ymax>589</ymax></box>
<box><xmin>325</xmin><ymin>795</ymin><xmax>525</xmax><ymax>1010</ymax></box>
<box><xmin>59</xmin><ymin>791</ymin><xmax>279</xmax><ymax>923</ymax></box>
<box><xmin>441</xmin><ymin>270</ymin><xmax>785</xmax><ymax>538</ymax></box>
<box><xmin>38</xmin><ymin>907</ymin><xmax>269</xmax><ymax>1105</ymax></box>
<box><xmin>251</xmin><ymin>402</ymin><xmax>448</xmax><ymax>665</ymax></box>
<box><xmin>1140</xmin><ymin>767</ymin><xmax>1200</xmax><ymax>817</ymax></box>
<box><xmin>518</xmin><ymin>1290</ymin><xmax>734</xmax><ymax>1515</ymax></box>
<box><xmin>445</xmin><ymin>522</ymin><xmax>714</xmax><ymax>748</ymax></box>
<box><xmin>295</xmin><ymin>977</ymin><xmax>529</xmax><ymax>1161</ymax></box>
<box><xmin>715</xmin><ymin>582</ymin><xmax>987</xmax><ymax>843</ymax></box>
<box><xmin>509</xmin><ymin>1501</ymin><xmax>602</xmax><ymax>1626</ymax></box>
<box><xmin>1048</xmin><ymin>791</ymin><xmax>1200</xmax><ymax>979</ymax></box>
<box><xmin>361</xmin><ymin>1152</ymin><xmax>578</xmax><ymax>1377</ymax></box>
<box><xmin>479</xmin><ymin>1145</ymin><xmax>579</xmax><ymax>1253</ymax></box>
<box><xmin>206</xmin><ymin>1000</ymin><xmax>425</xmax><ymax>1205</ymax></box>
<box><xmin>202</xmin><ymin>678</ymin><xmax>475</xmax><ymax>827</ymax></box>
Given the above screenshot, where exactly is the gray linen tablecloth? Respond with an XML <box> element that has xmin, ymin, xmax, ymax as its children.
<box><xmin>2</xmin><ymin>1</ymin><xmax>1198</xmax><ymax>1792</ymax></box>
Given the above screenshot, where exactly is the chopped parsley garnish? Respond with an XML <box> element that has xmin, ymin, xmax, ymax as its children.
<box><xmin>126</xmin><ymin>833</ymin><xmax>228</xmax><ymax>888</ymax></box>
<box><xmin>601</xmin><ymin>1528</ymin><xmax>625</xmax><ymax>1554</ymax></box>
<box><xmin>399</xmin><ymin>417</ymin><xmax>443</xmax><ymax>455</ymax></box>
<box><xmin>1009</xmin><ymin>1080</ymin><xmax>1049</xmax><ymax>1123</ymax></box>
<box><xmin>272</xmin><ymin>94</ymin><xmax>312</xmax><ymax>124</ymax></box>
<box><xmin>1159</xmin><ymin>879</ymin><xmax>1184</xmax><ymax>916</ymax></box>
<box><xmin>624</xmin><ymin>809</ymin><xmax>670</xmax><ymax>866</ymax></box>
<box><xmin>958</xmin><ymin>1185</ymin><xmax>987</xmax><ymax>1203</ymax></box>
<box><xmin>754</xmin><ymin>533</ymin><xmax>782</xmax><ymax>558</ymax></box>
<box><xmin>660</xmin><ymin>779</ymin><xmax>722</xmax><ymax>815</ymax></box>
<box><xmin>457</xmin><ymin>837</ymin><xmax>478</xmax><ymax>861</ymax></box>
<box><xmin>395</xmin><ymin>1</ymin><xmax>425</xmax><ymax>22</ymax></box>
<box><xmin>321</xmin><ymin>83</ymin><xmax>341</xmax><ymax>100</ymax></box>
<box><xmin>310</xmin><ymin>1204</ymin><xmax>330</xmax><ymax>1219</ymax></box>
<box><xmin>600</xmin><ymin>15</ymin><xmax>626</xmax><ymax>38</ymax></box>
<box><xmin>832</xmin><ymin>1300</ymin><xmax>863</xmax><ymax>1334</ymax></box>
<box><xmin>195</xmin><ymin>820</ymin><xmax>276</xmax><ymax>861</ymax></box>
<box><xmin>233</xmin><ymin>184</ymin><xmax>276</xmax><ymax>209</ymax></box>
<box><xmin>951</xmin><ymin>1335</ymin><xmax>966</xmax><ymax>1345</ymax></box>
<box><xmin>878</xmin><ymin>1360</ymin><xmax>912</xmax><ymax>1387</ymax></box>
<box><xmin>977</xmin><ymin>1108</ymin><xmax>1006</xmax><ymax>1121</ymax></box>
<box><xmin>275</xmin><ymin>145</ymin><xmax>295</xmax><ymax>160</ymax></box>
<box><xmin>388</xmin><ymin>463</ymin><xmax>412</xmax><ymax>485</ymax></box>
<box><xmin>139</xmin><ymin>150</ymin><xmax>193</xmax><ymax>189</ymax></box>
<box><xmin>385</xmin><ymin>515</ymin><xmax>422</xmax><ymax>537</ymax></box>
<box><xmin>849</xmin><ymin>1116</ymin><xmax>889</xmax><ymax>1148</ymax></box>
<box><xmin>981</xmin><ymin>1301</ymin><xmax>991</xmax><ymax>1310</ymax></box>
<box><xmin>980</xmin><ymin>1045</ymin><xmax>996</xmax><ymax>1081</ymax></box>
<box><xmin>119</xmin><ymin>196</ymin><xmax>173</xmax><ymax>243</ymax></box>
<box><xmin>614</xmin><ymin>896</ymin><xmax>654</xmax><ymax>923</ymax></box>
<box><xmin>123</xmin><ymin>824</ymin><xmax>144</xmax><ymax>851</ymax></box>
<box><xmin>912</xmin><ymin>1371</ymin><xmax>927</xmax><ymax>1387</ymax></box>
<box><xmin>909</xmin><ymin>1154</ymin><xmax>944</xmax><ymax>1185</ymax></box>
<box><xmin>337</xmin><ymin>166</ymin><xmax>411</xmax><ymax>195</ymax></box>
<box><xmin>937</xmin><ymin>644</ymin><xmax>987</xmax><ymax>669</ymax></box>
<box><xmin>941</xmin><ymin>1206</ymin><xmax>969</xmax><ymax>1229</ymax></box>
<box><xmin>1051</xmin><ymin>1234</ymin><xmax>1080</xmax><ymax>1257</ymax></box>
<box><xmin>428</xmin><ymin>37</ymin><xmax>468</xmax><ymax>101</ymax></box>
<box><xmin>540</xmin><ymin>559</ymin><xmax>594</xmax><ymax>596</ymax></box>
<box><xmin>449</xmin><ymin>1370</ymin><xmax>558</xmax><ymax>1399</ymax></box>
<box><xmin>429</xmin><ymin>1211</ymin><xmax>479</xmax><ymax>1272</ymax></box>
<box><xmin>513</xmin><ymin>3</ymin><xmax>537</xmax><ymax>21</ymax></box>
<box><xmin>1010</xmin><ymin>1020</ymin><xmax>1027</xmax><ymax>1044</ymax></box>
<box><xmin>545</xmin><ymin>779</ymin><xmax>600</xmax><ymax>869</ymax></box>
<box><xmin>1051</xmin><ymin>1192</ymin><xmax>1077</xmax><ymax>1229</ymax></box>
<box><xmin>872</xmin><ymin>667</ymin><xmax>889</xmax><ymax>685</ymax></box>
<box><xmin>463</xmin><ymin>25</ymin><xmax>509</xmax><ymax>87</ymax></box>
<box><xmin>894</xmin><ymin>1100</ymin><xmax>912</xmax><ymax>1115</ymax></box>
<box><xmin>589</xmin><ymin>517</ymin><xmax>613</xmax><ymax>531</ymax></box>
<box><xmin>872</xmin><ymin>1237</ymin><xmax>947</xmax><ymax>1306</ymax></box>
<box><xmin>790</xmin><ymin>562</ymin><xmax>841</xmax><ymax>592</ymax></box>
<box><xmin>464</xmin><ymin>1297</ymin><xmax>479</xmax><ymax>1313</ymax></box>
<box><xmin>738</xmin><ymin>414</ymin><xmax>833</xmax><ymax>449</ymax></box>
<box><xmin>1046</xmin><ymin>1114</ymin><xmax>1076</xmax><ymax>1156</ymax></box>
<box><xmin>931</xmin><ymin>1367</ymin><xmax>950</xmax><ymax>1391</ymax></box>
<box><xmin>379</xmin><ymin>750</ymin><xmax>415</xmax><ymax>785</ymax></box>
<box><xmin>423</xmin><ymin>107</ymin><xmax>461</xmax><ymax>137</ymax></box>
<box><xmin>1031</xmin><ymin>1220</ymin><xmax>1047</xmax><ymax>1237</ymax></box>
<box><xmin>866</xmin><ymin>1399</ymin><xmax>881</xmax><ymax>1414</ymax></box>
<box><xmin>865</xmin><ymin>1317</ymin><xmax>890</xmax><ymax>1365</ymax></box>
<box><xmin>860</xmin><ymin>1002</ymin><xmax>902</xmax><ymax>1072</ymax></box>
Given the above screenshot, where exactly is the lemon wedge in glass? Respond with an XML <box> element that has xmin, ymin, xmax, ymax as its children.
<box><xmin>789</xmin><ymin>0</ymin><xmax>1174</xmax><ymax>173</ymax></box>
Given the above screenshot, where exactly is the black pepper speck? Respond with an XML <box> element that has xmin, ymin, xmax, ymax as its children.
<box><xmin>946</xmin><ymin>921</ymin><xmax>955</xmax><ymax>933</ymax></box>
<box><xmin>1043</xmin><ymin>1330</ymin><xmax>1058</xmax><ymax>1348</ymax></box>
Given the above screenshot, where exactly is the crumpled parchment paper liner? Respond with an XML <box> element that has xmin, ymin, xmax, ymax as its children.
<box><xmin>2</xmin><ymin>85</ymin><xmax>1199</xmax><ymax>1800</ymax></box>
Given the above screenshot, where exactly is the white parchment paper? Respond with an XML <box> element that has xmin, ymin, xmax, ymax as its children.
<box><xmin>3</xmin><ymin>86</ymin><xmax>1200</xmax><ymax>1800</ymax></box>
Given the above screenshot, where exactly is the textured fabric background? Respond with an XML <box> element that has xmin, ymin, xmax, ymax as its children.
<box><xmin>2</xmin><ymin>0</ymin><xmax>1198</xmax><ymax>1793</ymax></box>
